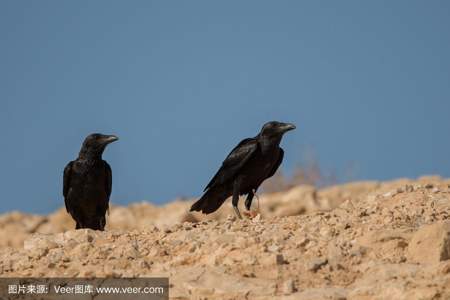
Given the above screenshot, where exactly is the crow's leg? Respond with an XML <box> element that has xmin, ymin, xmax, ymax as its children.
<box><xmin>252</xmin><ymin>189</ymin><xmax>261</xmax><ymax>211</ymax></box>
<box><xmin>100</xmin><ymin>217</ymin><xmax>106</xmax><ymax>231</ymax></box>
<box><xmin>232</xmin><ymin>179</ymin><xmax>242</xmax><ymax>219</ymax></box>
<box><xmin>245</xmin><ymin>191</ymin><xmax>254</xmax><ymax>211</ymax></box>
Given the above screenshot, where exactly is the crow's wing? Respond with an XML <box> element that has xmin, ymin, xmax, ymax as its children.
<box><xmin>204</xmin><ymin>138</ymin><xmax>258</xmax><ymax>191</ymax></box>
<box><xmin>63</xmin><ymin>161</ymin><xmax>74</xmax><ymax>213</ymax></box>
<box><xmin>104</xmin><ymin>161</ymin><xmax>112</xmax><ymax>198</ymax></box>
<box><xmin>267</xmin><ymin>148</ymin><xmax>284</xmax><ymax>178</ymax></box>
<box><xmin>104</xmin><ymin>160</ymin><xmax>112</xmax><ymax>211</ymax></box>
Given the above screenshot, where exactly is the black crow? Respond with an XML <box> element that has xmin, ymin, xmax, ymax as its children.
<box><xmin>190</xmin><ymin>121</ymin><xmax>295</xmax><ymax>218</ymax></box>
<box><xmin>63</xmin><ymin>133</ymin><xmax>118</xmax><ymax>230</ymax></box>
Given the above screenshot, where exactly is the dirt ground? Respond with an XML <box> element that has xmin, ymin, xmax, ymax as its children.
<box><xmin>1</xmin><ymin>176</ymin><xmax>449</xmax><ymax>299</ymax></box>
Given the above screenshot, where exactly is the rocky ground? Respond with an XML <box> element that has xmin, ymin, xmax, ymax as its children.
<box><xmin>1</xmin><ymin>176</ymin><xmax>450</xmax><ymax>299</ymax></box>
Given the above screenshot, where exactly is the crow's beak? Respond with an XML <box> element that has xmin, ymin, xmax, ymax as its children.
<box><xmin>103</xmin><ymin>135</ymin><xmax>119</xmax><ymax>144</ymax></box>
<box><xmin>280</xmin><ymin>123</ymin><xmax>296</xmax><ymax>133</ymax></box>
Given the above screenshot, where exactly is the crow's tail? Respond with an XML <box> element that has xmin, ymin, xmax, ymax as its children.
<box><xmin>190</xmin><ymin>184</ymin><xmax>231</xmax><ymax>214</ymax></box>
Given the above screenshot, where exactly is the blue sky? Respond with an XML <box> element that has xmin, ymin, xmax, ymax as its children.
<box><xmin>1</xmin><ymin>1</ymin><xmax>449</xmax><ymax>213</ymax></box>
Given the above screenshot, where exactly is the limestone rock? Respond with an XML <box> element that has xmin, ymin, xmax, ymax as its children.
<box><xmin>407</xmin><ymin>221</ymin><xmax>450</xmax><ymax>264</ymax></box>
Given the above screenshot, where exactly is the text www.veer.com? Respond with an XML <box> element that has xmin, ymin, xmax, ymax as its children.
<box><xmin>54</xmin><ymin>285</ymin><xmax>165</xmax><ymax>295</ymax></box>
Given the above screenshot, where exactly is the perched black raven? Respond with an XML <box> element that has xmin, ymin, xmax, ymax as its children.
<box><xmin>190</xmin><ymin>121</ymin><xmax>295</xmax><ymax>218</ymax></box>
<box><xmin>63</xmin><ymin>133</ymin><xmax>118</xmax><ymax>230</ymax></box>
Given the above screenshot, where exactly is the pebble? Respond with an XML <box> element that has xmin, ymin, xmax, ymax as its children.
<box><xmin>282</xmin><ymin>279</ymin><xmax>296</xmax><ymax>295</ymax></box>
<box><xmin>276</xmin><ymin>254</ymin><xmax>287</xmax><ymax>265</ymax></box>
<box><xmin>308</xmin><ymin>258</ymin><xmax>328</xmax><ymax>272</ymax></box>
<box><xmin>268</xmin><ymin>244</ymin><xmax>279</xmax><ymax>253</ymax></box>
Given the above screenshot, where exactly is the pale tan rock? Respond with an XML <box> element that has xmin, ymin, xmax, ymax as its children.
<box><xmin>407</xmin><ymin>221</ymin><xmax>450</xmax><ymax>264</ymax></box>
<box><xmin>23</xmin><ymin>233</ymin><xmax>58</xmax><ymax>251</ymax></box>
